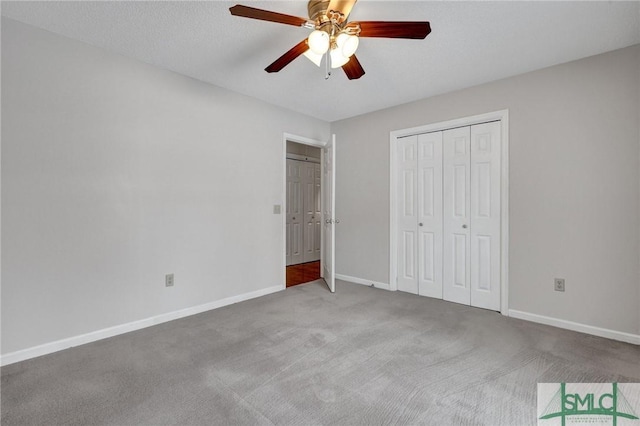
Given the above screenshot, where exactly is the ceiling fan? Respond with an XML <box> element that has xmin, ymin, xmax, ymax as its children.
<box><xmin>229</xmin><ymin>0</ymin><xmax>431</xmax><ymax>80</ymax></box>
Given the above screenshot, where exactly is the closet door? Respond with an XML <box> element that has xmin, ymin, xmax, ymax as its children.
<box><xmin>312</xmin><ymin>163</ymin><xmax>322</xmax><ymax>260</ymax></box>
<box><xmin>396</xmin><ymin>136</ymin><xmax>419</xmax><ymax>294</ymax></box>
<box><xmin>286</xmin><ymin>159</ymin><xmax>303</xmax><ymax>266</ymax></box>
<box><xmin>303</xmin><ymin>162</ymin><xmax>321</xmax><ymax>263</ymax></box>
<box><xmin>470</xmin><ymin>122</ymin><xmax>501</xmax><ymax>311</ymax></box>
<box><xmin>443</xmin><ymin>127</ymin><xmax>471</xmax><ymax>305</ymax></box>
<box><xmin>417</xmin><ymin>132</ymin><xmax>443</xmax><ymax>298</ymax></box>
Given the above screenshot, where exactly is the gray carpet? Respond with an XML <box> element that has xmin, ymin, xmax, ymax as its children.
<box><xmin>2</xmin><ymin>280</ymin><xmax>639</xmax><ymax>425</ymax></box>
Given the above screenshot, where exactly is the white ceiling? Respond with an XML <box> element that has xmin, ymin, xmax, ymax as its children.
<box><xmin>2</xmin><ymin>1</ymin><xmax>639</xmax><ymax>122</ymax></box>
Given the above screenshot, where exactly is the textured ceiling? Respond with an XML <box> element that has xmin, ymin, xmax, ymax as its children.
<box><xmin>2</xmin><ymin>1</ymin><xmax>640</xmax><ymax>122</ymax></box>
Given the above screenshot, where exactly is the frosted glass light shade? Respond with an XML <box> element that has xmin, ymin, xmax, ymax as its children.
<box><xmin>336</xmin><ymin>33</ymin><xmax>359</xmax><ymax>58</ymax></box>
<box><xmin>303</xmin><ymin>49</ymin><xmax>323</xmax><ymax>67</ymax></box>
<box><xmin>330</xmin><ymin>48</ymin><xmax>350</xmax><ymax>68</ymax></box>
<box><xmin>308</xmin><ymin>30</ymin><xmax>330</xmax><ymax>54</ymax></box>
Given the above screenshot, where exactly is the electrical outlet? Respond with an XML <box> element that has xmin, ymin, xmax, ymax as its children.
<box><xmin>165</xmin><ymin>273</ymin><xmax>174</xmax><ymax>287</ymax></box>
<box><xmin>554</xmin><ymin>278</ymin><xmax>565</xmax><ymax>292</ymax></box>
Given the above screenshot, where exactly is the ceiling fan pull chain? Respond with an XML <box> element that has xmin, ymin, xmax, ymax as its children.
<box><xmin>325</xmin><ymin>50</ymin><xmax>331</xmax><ymax>80</ymax></box>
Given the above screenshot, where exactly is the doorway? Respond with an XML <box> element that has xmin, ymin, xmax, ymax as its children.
<box><xmin>281</xmin><ymin>133</ymin><xmax>336</xmax><ymax>293</ymax></box>
<box><xmin>286</xmin><ymin>141</ymin><xmax>322</xmax><ymax>287</ymax></box>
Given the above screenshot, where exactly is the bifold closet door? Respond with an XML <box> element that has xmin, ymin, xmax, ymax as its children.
<box><xmin>397</xmin><ymin>136</ymin><xmax>418</xmax><ymax>294</ymax></box>
<box><xmin>469</xmin><ymin>121</ymin><xmax>501</xmax><ymax>311</ymax></box>
<box><xmin>286</xmin><ymin>159</ymin><xmax>303</xmax><ymax>266</ymax></box>
<box><xmin>303</xmin><ymin>162</ymin><xmax>321</xmax><ymax>263</ymax></box>
<box><xmin>443</xmin><ymin>122</ymin><xmax>501</xmax><ymax>310</ymax></box>
<box><xmin>396</xmin><ymin>133</ymin><xmax>443</xmax><ymax>297</ymax></box>
<box><xmin>443</xmin><ymin>127</ymin><xmax>471</xmax><ymax>305</ymax></box>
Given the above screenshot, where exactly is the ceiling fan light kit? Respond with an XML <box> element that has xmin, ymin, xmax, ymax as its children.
<box><xmin>308</xmin><ymin>29</ymin><xmax>330</xmax><ymax>54</ymax></box>
<box><xmin>336</xmin><ymin>33</ymin><xmax>359</xmax><ymax>58</ymax></box>
<box><xmin>229</xmin><ymin>0</ymin><xmax>431</xmax><ymax>80</ymax></box>
<box><xmin>303</xmin><ymin>49</ymin><xmax>324</xmax><ymax>67</ymax></box>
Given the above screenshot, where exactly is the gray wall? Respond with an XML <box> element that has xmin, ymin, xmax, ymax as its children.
<box><xmin>332</xmin><ymin>45</ymin><xmax>640</xmax><ymax>335</ymax></box>
<box><xmin>1</xmin><ymin>18</ymin><xmax>329</xmax><ymax>354</ymax></box>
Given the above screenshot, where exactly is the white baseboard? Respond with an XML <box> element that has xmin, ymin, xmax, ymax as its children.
<box><xmin>335</xmin><ymin>274</ymin><xmax>391</xmax><ymax>291</ymax></box>
<box><xmin>509</xmin><ymin>309</ymin><xmax>640</xmax><ymax>345</ymax></box>
<box><xmin>1</xmin><ymin>285</ymin><xmax>283</xmax><ymax>366</ymax></box>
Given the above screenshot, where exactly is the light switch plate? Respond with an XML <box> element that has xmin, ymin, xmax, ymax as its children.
<box><xmin>273</xmin><ymin>204</ymin><xmax>281</xmax><ymax>214</ymax></box>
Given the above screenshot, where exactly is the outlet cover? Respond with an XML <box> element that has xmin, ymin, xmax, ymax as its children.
<box><xmin>554</xmin><ymin>278</ymin><xmax>565</xmax><ymax>292</ymax></box>
<box><xmin>273</xmin><ymin>204</ymin><xmax>281</xmax><ymax>214</ymax></box>
<box><xmin>165</xmin><ymin>273</ymin><xmax>174</xmax><ymax>287</ymax></box>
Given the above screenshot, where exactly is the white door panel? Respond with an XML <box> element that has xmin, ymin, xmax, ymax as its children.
<box><xmin>417</xmin><ymin>132</ymin><xmax>443</xmax><ymax>298</ymax></box>
<box><xmin>303</xmin><ymin>162</ymin><xmax>314</xmax><ymax>262</ymax></box>
<box><xmin>323</xmin><ymin>134</ymin><xmax>336</xmax><ymax>292</ymax></box>
<box><xmin>313</xmin><ymin>163</ymin><xmax>322</xmax><ymax>261</ymax></box>
<box><xmin>470</xmin><ymin>122</ymin><xmax>501</xmax><ymax>310</ymax></box>
<box><xmin>303</xmin><ymin>162</ymin><xmax>321</xmax><ymax>263</ymax></box>
<box><xmin>397</xmin><ymin>136</ymin><xmax>419</xmax><ymax>294</ymax></box>
<box><xmin>286</xmin><ymin>160</ymin><xmax>303</xmax><ymax>266</ymax></box>
<box><xmin>443</xmin><ymin>127</ymin><xmax>471</xmax><ymax>305</ymax></box>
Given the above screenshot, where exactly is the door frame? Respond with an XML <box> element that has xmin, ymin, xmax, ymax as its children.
<box><xmin>282</xmin><ymin>132</ymin><xmax>327</xmax><ymax>290</ymax></box>
<box><xmin>389</xmin><ymin>110</ymin><xmax>510</xmax><ymax>315</ymax></box>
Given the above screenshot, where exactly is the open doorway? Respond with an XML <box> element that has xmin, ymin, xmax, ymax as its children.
<box><xmin>285</xmin><ymin>141</ymin><xmax>322</xmax><ymax>287</ymax></box>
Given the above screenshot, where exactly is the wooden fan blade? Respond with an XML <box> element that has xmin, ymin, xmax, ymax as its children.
<box><xmin>342</xmin><ymin>55</ymin><xmax>365</xmax><ymax>80</ymax></box>
<box><xmin>356</xmin><ymin>21</ymin><xmax>431</xmax><ymax>39</ymax></box>
<box><xmin>229</xmin><ymin>5</ymin><xmax>307</xmax><ymax>27</ymax></box>
<box><xmin>265</xmin><ymin>39</ymin><xmax>309</xmax><ymax>73</ymax></box>
<box><xmin>326</xmin><ymin>0</ymin><xmax>357</xmax><ymax>19</ymax></box>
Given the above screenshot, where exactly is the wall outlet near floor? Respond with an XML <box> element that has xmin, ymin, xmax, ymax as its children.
<box><xmin>165</xmin><ymin>273</ymin><xmax>174</xmax><ymax>287</ymax></box>
<box><xmin>554</xmin><ymin>278</ymin><xmax>565</xmax><ymax>292</ymax></box>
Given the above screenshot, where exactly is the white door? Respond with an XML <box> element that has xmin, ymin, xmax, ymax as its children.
<box><xmin>394</xmin><ymin>119</ymin><xmax>503</xmax><ymax>311</ymax></box>
<box><xmin>313</xmin><ymin>163</ymin><xmax>322</xmax><ymax>261</ymax></box>
<box><xmin>397</xmin><ymin>133</ymin><xmax>443</xmax><ymax>297</ymax></box>
<box><xmin>286</xmin><ymin>159</ymin><xmax>303</xmax><ymax>266</ymax></box>
<box><xmin>396</xmin><ymin>135</ymin><xmax>418</xmax><ymax>294</ymax></box>
<box><xmin>303</xmin><ymin>162</ymin><xmax>322</xmax><ymax>263</ymax></box>
<box><xmin>469</xmin><ymin>122</ymin><xmax>501</xmax><ymax>310</ymax></box>
<box><xmin>322</xmin><ymin>134</ymin><xmax>336</xmax><ymax>293</ymax></box>
<box><xmin>417</xmin><ymin>132</ymin><xmax>443</xmax><ymax>298</ymax></box>
<box><xmin>443</xmin><ymin>127</ymin><xmax>471</xmax><ymax>305</ymax></box>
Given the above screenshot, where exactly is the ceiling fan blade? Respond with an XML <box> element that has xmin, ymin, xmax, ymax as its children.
<box><xmin>356</xmin><ymin>21</ymin><xmax>431</xmax><ymax>39</ymax></box>
<box><xmin>326</xmin><ymin>0</ymin><xmax>357</xmax><ymax>19</ymax></box>
<box><xmin>229</xmin><ymin>5</ymin><xmax>307</xmax><ymax>27</ymax></box>
<box><xmin>265</xmin><ymin>39</ymin><xmax>309</xmax><ymax>73</ymax></box>
<box><xmin>342</xmin><ymin>55</ymin><xmax>365</xmax><ymax>80</ymax></box>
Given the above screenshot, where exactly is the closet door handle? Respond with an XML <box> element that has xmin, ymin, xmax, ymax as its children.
<box><xmin>462</xmin><ymin>224</ymin><xmax>467</xmax><ymax>229</ymax></box>
<box><xmin>419</xmin><ymin>223</ymin><xmax>423</xmax><ymax>227</ymax></box>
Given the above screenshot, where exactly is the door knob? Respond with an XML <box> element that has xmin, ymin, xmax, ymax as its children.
<box><xmin>292</xmin><ymin>217</ymin><xmax>296</xmax><ymax>220</ymax></box>
<box><xmin>419</xmin><ymin>223</ymin><xmax>423</xmax><ymax>227</ymax></box>
<box><xmin>335</xmin><ymin>219</ymin><xmax>340</xmax><ymax>224</ymax></box>
<box><xmin>462</xmin><ymin>224</ymin><xmax>468</xmax><ymax>229</ymax></box>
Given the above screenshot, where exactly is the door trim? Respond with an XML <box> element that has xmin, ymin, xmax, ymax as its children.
<box><xmin>282</xmin><ymin>133</ymin><xmax>327</xmax><ymax>291</ymax></box>
<box><xmin>389</xmin><ymin>110</ymin><xmax>510</xmax><ymax>315</ymax></box>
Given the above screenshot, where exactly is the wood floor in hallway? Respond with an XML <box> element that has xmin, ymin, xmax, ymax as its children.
<box><xmin>286</xmin><ymin>261</ymin><xmax>320</xmax><ymax>287</ymax></box>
